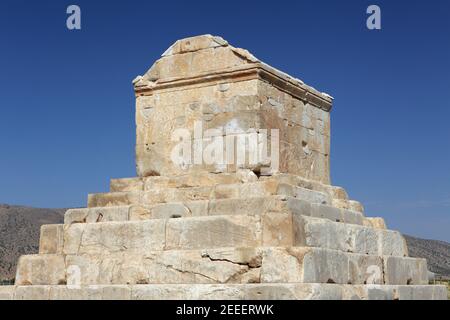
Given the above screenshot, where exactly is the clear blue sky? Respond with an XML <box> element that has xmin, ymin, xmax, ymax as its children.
<box><xmin>1</xmin><ymin>0</ymin><xmax>449</xmax><ymax>241</ymax></box>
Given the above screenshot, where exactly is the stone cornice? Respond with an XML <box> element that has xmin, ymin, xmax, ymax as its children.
<box><xmin>134</xmin><ymin>63</ymin><xmax>333</xmax><ymax>112</ymax></box>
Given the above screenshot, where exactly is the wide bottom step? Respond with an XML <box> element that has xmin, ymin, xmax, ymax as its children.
<box><xmin>1</xmin><ymin>284</ymin><xmax>446</xmax><ymax>300</ymax></box>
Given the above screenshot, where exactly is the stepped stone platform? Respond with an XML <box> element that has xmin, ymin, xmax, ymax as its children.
<box><xmin>2</xmin><ymin>35</ymin><xmax>446</xmax><ymax>300</ymax></box>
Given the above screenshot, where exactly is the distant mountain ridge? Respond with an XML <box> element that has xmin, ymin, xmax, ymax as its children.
<box><xmin>0</xmin><ymin>204</ymin><xmax>449</xmax><ymax>281</ymax></box>
<box><xmin>404</xmin><ymin>234</ymin><xmax>450</xmax><ymax>278</ymax></box>
<box><xmin>0</xmin><ymin>204</ymin><xmax>65</xmax><ymax>280</ymax></box>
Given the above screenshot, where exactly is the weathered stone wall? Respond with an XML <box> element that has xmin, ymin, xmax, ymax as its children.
<box><xmin>257</xmin><ymin>81</ymin><xmax>330</xmax><ymax>183</ymax></box>
<box><xmin>134</xmin><ymin>35</ymin><xmax>332</xmax><ymax>184</ymax></box>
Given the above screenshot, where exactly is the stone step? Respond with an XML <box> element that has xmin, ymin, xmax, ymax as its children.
<box><xmin>110</xmin><ymin>172</ymin><xmax>365</xmax><ymax>213</ymax></box>
<box><xmin>295</xmin><ymin>216</ymin><xmax>407</xmax><ymax>257</ymax></box>
<box><xmin>87</xmin><ymin>181</ymin><xmax>332</xmax><ymax>208</ymax></box>
<box><xmin>110</xmin><ymin>171</ymin><xmax>349</xmax><ymax>201</ymax></box>
<box><xmin>72</xmin><ymin>196</ymin><xmax>365</xmax><ymax>225</ymax></box>
<box><xmin>332</xmin><ymin>198</ymin><xmax>364</xmax><ymax>213</ymax></box>
<box><xmin>2</xmin><ymin>283</ymin><xmax>446</xmax><ymax>300</ymax></box>
<box><xmin>15</xmin><ymin>247</ymin><xmax>428</xmax><ymax>286</ymax></box>
<box><xmin>52</xmin><ymin>214</ymin><xmax>406</xmax><ymax>257</ymax></box>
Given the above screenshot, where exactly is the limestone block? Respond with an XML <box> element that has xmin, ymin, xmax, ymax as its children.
<box><xmin>64</xmin><ymin>208</ymin><xmax>89</xmax><ymax>224</ymax></box>
<box><xmin>162</xmin><ymin>35</ymin><xmax>228</xmax><ymax>56</ymax></box>
<box><xmin>15</xmin><ymin>255</ymin><xmax>66</xmax><ymax>286</ymax></box>
<box><xmin>49</xmin><ymin>286</ymin><xmax>104</xmax><ymax>300</ymax></box>
<box><xmin>96</xmin><ymin>207</ymin><xmax>129</xmax><ymax>223</ymax></box>
<box><xmin>131</xmin><ymin>284</ymin><xmax>244</xmax><ymax>300</ymax></box>
<box><xmin>140</xmin><ymin>186</ymin><xmax>212</xmax><ymax>204</ymax></box>
<box><xmin>383</xmin><ymin>256</ymin><xmax>428</xmax><ymax>285</ymax></box>
<box><xmin>133</xmin><ymin>202</ymin><xmax>193</xmax><ymax>220</ymax></box>
<box><xmin>287</xmin><ymin>198</ymin><xmax>364</xmax><ymax>225</ymax></box>
<box><xmin>396</xmin><ymin>286</ymin><xmax>418</xmax><ymax>300</ymax></box>
<box><xmin>379</xmin><ymin>230</ymin><xmax>408</xmax><ymax>256</ymax></box>
<box><xmin>186</xmin><ymin>284</ymin><xmax>245</xmax><ymax>300</ymax></box>
<box><xmin>206</xmin><ymin>196</ymin><xmax>287</xmax><ymax>216</ymax></box>
<box><xmin>243</xmin><ymin>283</ymin><xmax>320</xmax><ymax>300</ymax></box>
<box><xmin>236</xmin><ymin>169</ymin><xmax>258</xmax><ymax>183</ymax></box>
<box><xmin>238</xmin><ymin>182</ymin><xmax>272</xmax><ymax>198</ymax></box>
<box><xmin>292</xmin><ymin>215</ymin><xmax>407</xmax><ymax>257</ymax></box>
<box><xmin>363</xmin><ymin>217</ymin><xmax>387</xmax><ymax>230</ymax></box>
<box><xmin>201</xmin><ymin>102</ymin><xmax>265</xmax><ymax>133</ymax></box>
<box><xmin>131</xmin><ymin>285</ymin><xmax>190</xmax><ymax>300</ymax></box>
<box><xmin>63</xmin><ymin>220</ymin><xmax>166</xmax><ymax>255</ymax></box>
<box><xmin>348</xmin><ymin>200</ymin><xmax>364</xmax><ymax>213</ymax></box>
<box><xmin>0</xmin><ymin>286</ymin><xmax>15</xmax><ymax>300</ymax></box>
<box><xmin>261</xmin><ymin>213</ymin><xmax>294</xmax><ymax>246</ymax></box>
<box><xmin>364</xmin><ymin>285</ymin><xmax>395</xmax><ymax>300</ymax></box>
<box><xmin>260</xmin><ymin>247</ymin><xmax>384</xmax><ymax>285</ymax></box>
<box><xmin>276</xmin><ymin>183</ymin><xmax>331</xmax><ymax>205</ymax></box>
<box><xmin>100</xmin><ymin>285</ymin><xmax>133</xmax><ymax>300</ymax></box>
<box><xmin>110</xmin><ymin>178</ymin><xmax>144</xmax><ymax>192</ymax></box>
<box><xmin>62</xmin><ymin>223</ymin><xmax>84</xmax><ymax>254</ymax></box>
<box><xmin>146</xmin><ymin>46</ymin><xmax>248</xmax><ymax>80</ymax></box>
<box><xmin>431</xmin><ymin>286</ymin><xmax>449</xmax><ymax>300</ymax></box>
<box><xmin>268</xmin><ymin>248</ymin><xmax>380</xmax><ymax>285</ymax></box>
<box><xmin>307</xmin><ymin>283</ymin><xmax>344</xmax><ymax>300</ymax></box>
<box><xmin>261</xmin><ymin>173</ymin><xmax>332</xmax><ymax>198</ymax></box>
<box><xmin>352</xmin><ymin>226</ymin><xmax>379</xmax><ymax>255</ymax></box>
<box><xmin>165</xmin><ymin>215</ymin><xmax>262</xmax><ymax>250</ymax></box>
<box><xmin>301</xmin><ymin>248</ymin><xmax>349</xmax><ymax>284</ymax></box>
<box><xmin>284</xmin><ymin>124</ymin><xmax>328</xmax><ymax>156</ymax></box>
<box><xmin>66</xmin><ymin>249</ymin><xmax>260</xmax><ymax>285</ymax></box>
<box><xmin>39</xmin><ymin>224</ymin><xmax>64</xmax><ymax>254</ymax></box>
<box><xmin>144</xmin><ymin>173</ymin><xmax>241</xmax><ymax>190</ymax></box>
<box><xmin>329</xmin><ymin>186</ymin><xmax>349</xmax><ymax>200</ymax></box>
<box><xmin>65</xmin><ymin>255</ymin><xmax>102</xmax><ymax>286</ymax></box>
<box><xmin>88</xmin><ymin>192</ymin><xmax>140</xmax><ymax>208</ymax></box>
<box><xmin>348</xmin><ymin>255</ymin><xmax>384</xmax><ymax>285</ymax></box>
<box><xmin>295</xmin><ymin>216</ymin><xmax>353</xmax><ymax>252</ymax></box>
<box><xmin>338</xmin><ymin>208</ymin><xmax>365</xmax><ymax>225</ymax></box>
<box><xmin>14</xmin><ymin>286</ymin><xmax>51</xmax><ymax>300</ymax></box>
<box><xmin>260</xmin><ymin>247</ymin><xmax>308</xmax><ymax>283</ymax></box>
<box><xmin>309</xmin><ymin>203</ymin><xmax>341</xmax><ymax>222</ymax></box>
<box><xmin>65</xmin><ymin>206</ymin><xmax>132</xmax><ymax>224</ymax></box>
<box><xmin>278</xmin><ymin>141</ymin><xmax>329</xmax><ymax>184</ymax></box>
<box><xmin>184</xmin><ymin>200</ymin><xmax>210</xmax><ymax>216</ymax></box>
<box><xmin>341</xmin><ymin>285</ymin><xmax>366</xmax><ymax>300</ymax></box>
<box><xmin>130</xmin><ymin>203</ymin><xmax>192</xmax><ymax>221</ymax></box>
<box><xmin>395</xmin><ymin>285</ymin><xmax>448</xmax><ymax>300</ymax></box>
<box><xmin>332</xmin><ymin>199</ymin><xmax>364</xmax><ymax>213</ymax></box>
<box><xmin>211</xmin><ymin>184</ymin><xmax>241</xmax><ymax>199</ymax></box>
<box><xmin>268</xmin><ymin>247</ymin><xmax>383</xmax><ymax>284</ymax></box>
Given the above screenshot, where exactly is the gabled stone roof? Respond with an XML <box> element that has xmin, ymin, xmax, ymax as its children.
<box><xmin>133</xmin><ymin>35</ymin><xmax>333</xmax><ymax>111</ymax></box>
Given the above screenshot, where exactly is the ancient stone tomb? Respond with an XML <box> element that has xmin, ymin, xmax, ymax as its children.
<box><xmin>0</xmin><ymin>35</ymin><xmax>446</xmax><ymax>300</ymax></box>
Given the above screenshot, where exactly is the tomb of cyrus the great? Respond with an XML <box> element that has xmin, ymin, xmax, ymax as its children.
<box><xmin>1</xmin><ymin>35</ymin><xmax>446</xmax><ymax>300</ymax></box>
